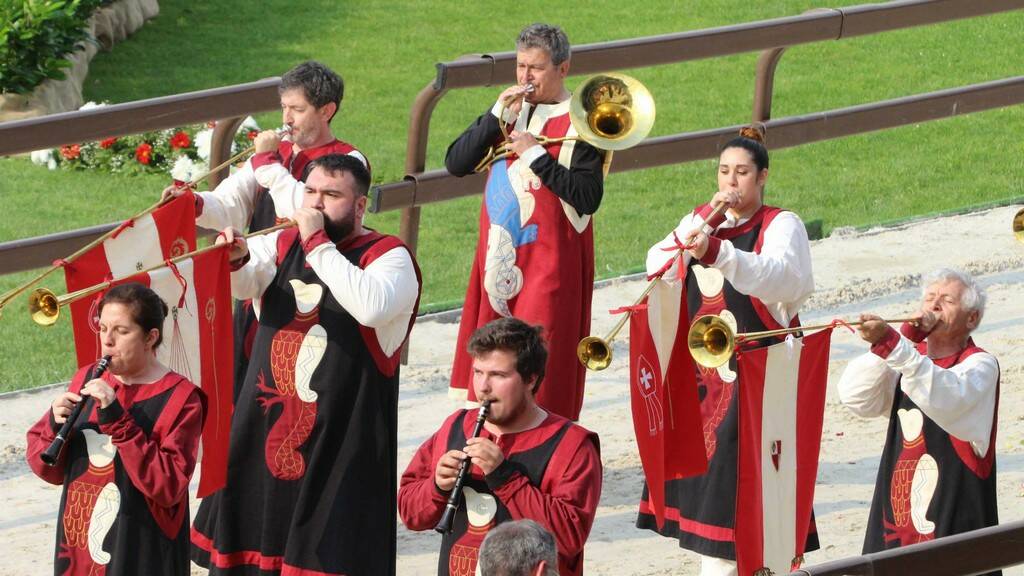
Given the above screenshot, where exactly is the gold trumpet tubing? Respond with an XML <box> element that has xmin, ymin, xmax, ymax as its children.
<box><xmin>30</xmin><ymin>220</ymin><xmax>294</xmax><ymax>325</ymax></box>
<box><xmin>473</xmin><ymin>135</ymin><xmax>580</xmax><ymax>173</ymax></box>
<box><xmin>735</xmin><ymin>317</ymin><xmax>919</xmax><ymax>343</ymax></box>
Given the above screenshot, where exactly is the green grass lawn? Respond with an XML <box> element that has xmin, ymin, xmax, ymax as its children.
<box><xmin>1</xmin><ymin>0</ymin><xmax>1022</xmax><ymax>390</ymax></box>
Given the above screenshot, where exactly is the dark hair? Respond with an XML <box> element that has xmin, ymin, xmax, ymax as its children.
<box><xmin>98</xmin><ymin>283</ymin><xmax>169</xmax><ymax>348</ymax></box>
<box><xmin>305</xmin><ymin>154</ymin><xmax>371</xmax><ymax>197</ymax></box>
<box><xmin>479</xmin><ymin>519</ymin><xmax>559</xmax><ymax>576</ymax></box>
<box><xmin>279</xmin><ymin>61</ymin><xmax>344</xmax><ymax>122</ymax></box>
<box><xmin>467</xmin><ymin>318</ymin><xmax>547</xmax><ymax>393</ymax></box>
<box><xmin>517</xmin><ymin>23</ymin><xmax>571</xmax><ymax>66</ymax></box>
<box><xmin>720</xmin><ymin>125</ymin><xmax>769</xmax><ymax>171</ymax></box>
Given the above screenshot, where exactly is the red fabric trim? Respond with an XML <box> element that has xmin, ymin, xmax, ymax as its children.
<box><xmin>900</xmin><ymin>321</ymin><xmax>928</xmax><ymax>343</ymax></box>
<box><xmin>191</xmin><ymin>527</ymin><xmax>347</xmax><ymax>575</ymax></box>
<box><xmin>251</xmin><ymin>150</ymin><xmax>282</xmax><ymax>169</ymax></box>
<box><xmin>870</xmin><ymin>326</ymin><xmax>901</xmax><ymax>359</ymax></box>
<box><xmin>301</xmin><ymin>229</ymin><xmax>332</xmax><ymax>254</ymax></box>
<box><xmin>795</xmin><ymin>330</ymin><xmax>831</xmax><ymax>557</ymax></box>
<box><xmin>735</xmin><ymin>346</ymin><xmax>768</xmax><ymax>575</ymax></box>
<box><xmin>695</xmin><ymin>203</ymin><xmax>727</xmax><ymax>230</ymax></box>
<box><xmin>935</xmin><ymin>342</ymin><xmax>999</xmax><ymax>479</ymax></box>
<box><xmin>744</xmin><ymin>206</ymin><xmax>792</xmax><ymax>333</ymax></box>
<box><xmin>637</xmin><ymin>500</ymin><xmax>735</xmax><ymax>541</ymax></box>
<box><xmin>698</xmin><ymin>236</ymin><xmax>721</xmax><ymax>265</ymax></box>
<box><xmin>355</xmin><ymin>233</ymin><xmax>421</xmax><ymax>378</ymax></box>
<box><xmin>276</xmin><ymin>228</ymin><xmax>302</xmax><ymax>265</ymax></box>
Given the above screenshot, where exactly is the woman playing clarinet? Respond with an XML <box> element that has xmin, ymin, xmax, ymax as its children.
<box><xmin>26</xmin><ymin>282</ymin><xmax>205</xmax><ymax>576</ymax></box>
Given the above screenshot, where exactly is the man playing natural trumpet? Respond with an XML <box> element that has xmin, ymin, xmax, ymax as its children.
<box><xmin>838</xmin><ymin>268</ymin><xmax>1000</xmax><ymax>563</ymax></box>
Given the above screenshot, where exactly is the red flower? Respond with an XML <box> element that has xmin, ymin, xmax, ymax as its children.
<box><xmin>99</xmin><ymin>137</ymin><xmax>117</xmax><ymax>149</ymax></box>
<box><xmin>59</xmin><ymin>144</ymin><xmax>81</xmax><ymax>160</ymax></box>
<box><xmin>135</xmin><ymin>142</ymin><xmax>153</xmax><ymax>165</ymax></box>
<box><xmin>170</xmin><ymin>131</ymin><xmax>191</xmax><ymax>149</ymax></box>
<box><xmin>247</xmin><ymin>130</ymin><xmax>258</xmax><ymax>141</ymax></box>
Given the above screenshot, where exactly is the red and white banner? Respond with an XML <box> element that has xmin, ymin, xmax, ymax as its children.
<box><xmin>734</xmin><ymin>329</ymin><xmax>831</xmax><ymax>576</ymax></box>
<box><xmin>628</xmin><ymin>280</ymin><xmax>707</xmax><ymax>529</ymax></box>
<box><xmin>61</xmin><ymin>193</ymin><xmax>233</xmax><ymax>496</ymax></box>
<box><xmin>63</xmin><ymin>193</ymin><xmax>196</xmax><ymax>367</ymax></box>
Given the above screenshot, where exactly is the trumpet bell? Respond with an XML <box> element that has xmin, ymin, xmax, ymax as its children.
<box><xmin>28</xmin><ymin>288</ymin><xmax>60</xmax><ymax>326</ymax></box>
<box><xmin>569</xmin><ymin>73</ymin><xmax>655</xmax><ymax>151</ymax></box>
<box><xmin>577</xmin><ymin>335</ymin><xmax>612</xmax><ymax>371</ymax></box>
<box><xmin>1014</xmin><ymin>207</ymin><xmax>1024</xmax><ymax>243</ymax></box>
<box><xmin>687</xmin><ymin>315</ymin><xmax>735</xmax><ymax>369</ymax></box>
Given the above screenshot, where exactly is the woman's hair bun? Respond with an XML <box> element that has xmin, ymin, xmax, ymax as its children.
<box><xmin>738</xmin><ymin>124</ymin><xmax>766</xmax><ymax>144</ymax></box>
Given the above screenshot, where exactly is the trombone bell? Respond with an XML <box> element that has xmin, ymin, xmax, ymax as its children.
<box><xmin>1014</xmin><ymin>207</ymin><xmax>1024</xmax><ymax>243</ymax></box>
<box><xmin>570</xmin><ymin>73</ymin><xmax>655</xmax><ymax>151</ymax></box>
<box><xmin>28</xmin><ymin>288</ymin><xmax>61</xmax><ymax>326</ymax></box>
<box><xmin>687</xmin><ymin>315</ymin><xmax>736</xmax><ymax>369</ymax></box>
<box><xmin>577</xmin><ymin>336</ymin><xmax>612</xmax><ymax>371</ymax></box>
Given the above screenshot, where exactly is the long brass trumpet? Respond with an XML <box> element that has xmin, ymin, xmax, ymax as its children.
<box><xmin>1014</xmin><ymin>207</ymin><xmax>1024</xmax><ymax>243</ymax></box>
<box><xmin>28</xmin><ymin>221</ymin><xmax>293</xmax><ymax>326</ymax></box>
<box><xmin>0</xmin><ymin>126</ymin><xmax>290</xmax><ymax>321</ymax></box>
<box><xmin>577</xmin><ymin>202</ymin><xmax>728</xmax><ymax>371</ymax></box>
<box><xmin>474</xmin><ymin>72</ymin><xmax>655</xmax><ymax>173</ymax></box>
<box><xmin>688</xmin><ymin>314</ymin><xmax>919</xmax><ymax>369</ymax></box>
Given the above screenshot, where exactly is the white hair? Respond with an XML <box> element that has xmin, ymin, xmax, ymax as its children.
<box><xmin>921</xmin><ymin>267</ymin><xmax>987</xmax><ymax>323</ymax></box>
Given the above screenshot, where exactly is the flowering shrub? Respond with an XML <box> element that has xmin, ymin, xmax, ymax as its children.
<box><xmin>32</xmin><ymin>102</ymin><xmax>262</xmax><ymax>181</ymax></box>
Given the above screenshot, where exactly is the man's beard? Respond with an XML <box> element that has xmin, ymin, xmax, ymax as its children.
<box><xmin>323</xmin><ymin>210</ymin><xmax>356</xmax><ymax>243</ymax></box>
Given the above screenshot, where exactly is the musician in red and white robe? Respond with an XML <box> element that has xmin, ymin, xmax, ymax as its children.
<box><xmin>27</xmin><ymin>283</ymin><xmax>205</xmax><ymax>576</ymax></box>
<box><xmin>445</xmin><ymin>23</ymin><xmax>604</xmax><ymax>421</ymax></box>
<box><xmin>399</xmin><ymin>318</ymin><xmax>602</xmax><ymax>576</ymax></box>
<box><xmin>162</xmin><ymin>61</ymin><xmax>369</xmax><ymax>405</ymax></box>
<box><xmin>838</xmin><ymin>268</ymin><xmax>999</xmax><ymax>573</ymax></box>
<box><xmin>190</xmin><ymin>155</ymin><xmax>420</xmax><ymax>576</ymax></box>
<box><xmin>637</xmin><ymin>128</ymin><xmax>815</xmax><ymax>575</ymax></box>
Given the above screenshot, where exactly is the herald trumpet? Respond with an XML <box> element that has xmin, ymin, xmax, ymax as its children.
<box><xmin>577</xmin><ymin>202</ymin><xmax>729</xmax><ymax>371</ymax></box>
<box><xmin>474</xmin><ymin>72</ymin><xmax>655</xmax><ymax>173</ymax></box>
<box><xmin>28</xmin><ymin>221</ymin><xmax>293</xmax><ymax>326</ymax></box>
<box><xmin>687</xmin><ymin>314</ymin><xmax>919</xmax><ymax>369</ymax></box>
<box><xmin>1014</xmin><ymin>207</ymin><xmax>1024</xmax><ymax>243</ymax></box>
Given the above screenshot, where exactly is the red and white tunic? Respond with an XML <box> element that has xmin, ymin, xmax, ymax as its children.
<box><xmin>445</xmin><ymin>97</ymin><xmax>605</xmax><ymax>421</ymax></box>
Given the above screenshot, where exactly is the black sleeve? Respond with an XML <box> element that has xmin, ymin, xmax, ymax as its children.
<box><xmin>528</xmin><ymin>139</ymin><xmax>605</xmax><ymax>216</ymax></box>
<box><xmin>444</xmin><ymin>109</ymin><xmax>505</xmax><ymax>176</ymax></box>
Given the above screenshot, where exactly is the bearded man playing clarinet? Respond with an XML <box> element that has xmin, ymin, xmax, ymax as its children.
<box><xmin>445</xmin><ymin>23</ymin><xmax>605</xmax><ymax>422</ymax></box>
<box><xmin>399</xmin><ymin>318</ymin><xmax>602</xmax><ymax>576</ymax></box>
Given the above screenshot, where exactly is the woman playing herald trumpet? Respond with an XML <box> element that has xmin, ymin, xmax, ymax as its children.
<box><xmin>635</xmin><ymin>126</ymin><xmax>815</xmax><ymax>575</ymax></box>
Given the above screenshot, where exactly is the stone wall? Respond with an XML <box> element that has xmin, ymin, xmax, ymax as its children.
<box><xmin>0</xmin><ymin>0</ymin><xmax>160</xmax><ymax>123</ymax></box>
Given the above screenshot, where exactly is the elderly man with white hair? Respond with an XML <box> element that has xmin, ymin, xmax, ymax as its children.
<box><xmin>837</xmin><ymin>267</ymin><xmax>1000</xmax><ymax>566</ymax></box>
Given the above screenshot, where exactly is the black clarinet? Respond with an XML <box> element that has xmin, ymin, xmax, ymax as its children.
<box><xmin>435</xmin><ymin>400</ymin><xmax>491</xmax><ymax>534</ymax></box>
<box><xmin>41</xmin><ymin>355</ymin><xmax>112</xmax><ymax>466</ymax></box>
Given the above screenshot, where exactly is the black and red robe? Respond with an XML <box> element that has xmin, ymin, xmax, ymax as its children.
<box><xmin>26</xmin><ymin>364</ymin><xmax>205</xmax><ymax>576</ymax></box>
<box><xmin>192</xmin><ymin>229</ymin><xmax>419</xmax><ymax>575</ymax></box>
<box><xmin>865</xmin><ymin>340</ymin><xmax>999</xmax><ymax>574</ymax></box>
<box><xmin>636</xmin><ymin>205</ymin><xmax>818</xmax><ymax>560</ymax></box>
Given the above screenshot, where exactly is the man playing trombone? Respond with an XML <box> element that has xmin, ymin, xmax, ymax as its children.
<box><xmin>838</xmin><ymin>268</ymin><xmax>1000</xmax><ymax>567</ymax></box>
<box><xmin>445</xmin><ymin>23</ymin><xmax>605</xmax><ymax>422</ymax></box>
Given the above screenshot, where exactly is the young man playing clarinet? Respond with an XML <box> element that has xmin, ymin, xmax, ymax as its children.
<box><xmin>399</xmin><ymin>318</ymin><xmax>602</xmax><ymax>576</ymax></box>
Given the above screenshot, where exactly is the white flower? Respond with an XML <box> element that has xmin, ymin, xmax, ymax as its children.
<box><xmin>170</xmin><ymin>155</ymin><xmax>198</xmax><ymax>182</ymax></box>
<box><xmin>240</xmin><ymin>116</ymin><xmax>260</xmax><ymax>131</ymax></box>
<box><xmin>30</xmin><ymin>149</ymin><xmax>57</xmax><ymax>170</ymax></box>
<box><xmin>195</xmin><ymin>128</ymin><xmax>213</xmax><ymax>161</ymax></box>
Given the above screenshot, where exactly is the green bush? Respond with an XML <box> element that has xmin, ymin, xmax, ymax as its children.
<box><xmin>0</xmin><ymin>0</ymin><xmax>106</xmax><ymax>95</ymax></box>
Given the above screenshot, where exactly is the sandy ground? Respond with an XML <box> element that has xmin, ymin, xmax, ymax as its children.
<box><xmin>1</xmin><ymin>204</ymin><xmax>1022</xmax><ymax>575</ymax></box>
